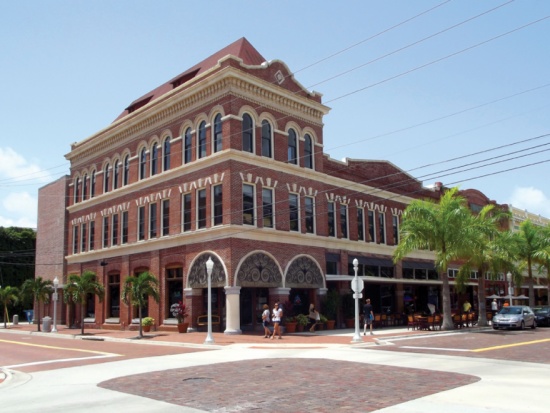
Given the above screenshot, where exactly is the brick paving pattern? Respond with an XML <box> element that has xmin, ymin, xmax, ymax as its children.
<box><xmin>99</xmin><ymin>358</ymin><xmax>479</xmax><ymax>412</ymax></box>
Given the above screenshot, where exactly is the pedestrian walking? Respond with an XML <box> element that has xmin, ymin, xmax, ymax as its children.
<box><xmin>363</xmin><ymin>298</ymin><xmax>374</xmax><ymax>336</ymax></box>
<box><xmin>307</xmin><ymin>303</ymin><xmax>319</xmax><ymax>332</ymax></box>
<box><xmin>271</xmin><ymin>302</ymin><xmax>283</xmax><ymax>339</ymax></box>
<box><xmin>261</xmin><ymin>304</ymin><xmax>271</xmax><ymax>338</ymax></box>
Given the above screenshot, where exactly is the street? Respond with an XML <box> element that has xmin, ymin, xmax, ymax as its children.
<box><xmin>0</xmin><ymin>326</ymin><xmax>549</xmax><ymax>412</ymax></box>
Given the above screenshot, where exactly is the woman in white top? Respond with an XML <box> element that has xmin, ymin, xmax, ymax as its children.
<box><xmin>271</xmin><ymin>302</ymin><xmax>283</xmax><ymax>339</ymax></box>
<box><xmin>262</xmin><ymin>304</ymin><xmax>271</xmax><ymax>338</ymax></box>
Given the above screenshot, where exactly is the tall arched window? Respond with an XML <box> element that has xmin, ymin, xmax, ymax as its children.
<box><xmin>242</xmin><ymin>113</ymin><xmax>253</xmax><ymax>153</ymax></box>
<box><xmin>139</xmin><ymin>148</ymin><xmax>147</xmax><ymax>180</ymax></box>
<box><xmin>288</xmin><ymin>129</ymin><xmax>297</xmax><ymax>164</ymax></box>
<box><xmin>74</xmin><ymin>177</ymin><xmax>80</xmax><ymax>203</ymax></box>
<box><xmin>184</xmin><ymin>128</ymin><xmax>192</xmax><ymax>164</ymax></box>
<box><xmin>123</xmin><ymin>155</ymin><xmax>130</xmax><ymax>186</ymax></box>
<box><xmin>198</xmin><ymin>121</ymin><xmax>207</xmax><ymax>159</ymax></box>
<box><xmin>261</xmin><ymin>120</ymin><xmax>272</xmax><ymax>158</ymax></box>
<box><xmin>82</xmin><ymin>174</ymin><xmax>88</xmax><ymax>201</ymax></box>
<box><xmin>90</xmin><ymin>170</ymin><xmax>96</xmax><ymax>198</ymax></box>
<box><xmin>213</xmin><ymin>114</ymin><xmax>223</xmax><ymax>153</ymax></box>
<box><xmin>304</xmin><ymin>134</ymin><xmax>313</xmax><ymax>169</ymax></box>
<box><xmin>163</xmin><ymin>137</ymin><xmax>171</xmax><ymax>171</ymax></box>
<box><xmin>151</xmin><ymin>143</ymin><xmax>158</xmax><ymax>176</ymax></box>
<box><xmin>103</xmin><ymin>164</ymin><xmax>110</xmax><ymax>193</ymax></box>
<box><xmin>113</xmin><ymin>160</ymin><xmax>120</xmax><ymax>190</ymax></box>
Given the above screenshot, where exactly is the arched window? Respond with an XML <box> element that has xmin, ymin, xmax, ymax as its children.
<box><xmin>198</xmin><ymin>121</ymin><xmax>207</xmax><ymax>159</ymax></box>
<box><xmin>103</xmin><ymin>164</ymin><xmax>110</xmax><ymax>193</ymax></box>
<box><xmin>261</xmin><ymin>120</ymin><xmax>272</xmax><ymax>158</ymax></box>
<box><xmin>288</xmin><ymin>129</ymin><xmax>297</xmax><ymax>164</ymax></box>
<box><xmin>163</xmin><ymin>137</ymin><xmax>171</xmax><ymax>171</ymax></box>
<box><xmin>151</xmin><ymin>143</ymin><xmax>158</xmax><ymax>176</ymax></box>
<box><xmin>90</xmin><ymin>170</ymin><xmax>96</xmax><ymax>198</ymax></box>
<box><xmin>123</xmin><ymin>155</ymin><xmax>130</xmax><ymax>186</ymax></box>
<box><xmin>213</xmin><ymin>114</ymin><xmax>223</xmax><ymax>153</ymax></box>
<box><xmin>74</xmin><ymin>177</ymin><xmax>80</xmax><ymax>203</ymax></box>
<box><xmin>113</xmin><ymin>160</ymin><xmax>120</xmax><ymax>190</ymax></box>
<box><xmin>139</xmin><ymin>148</ymin><xmax>147</xmax><ymax>180</ymax></box>
<box><xmin>82</xmin><ymin>174</ymin><xmax>88</xmax><ymax>201</ymax></box>
<box><xmin>184</xmin><ymin>128</ymin><xmax>192</xmax><ymax>164</ymax></box>
<box><xmin>304</xmin><ymin>134</ymin><xmax>313</xmax><ymax>169</ymax></box>
<box><xmin>242</xmin><ymin>113</ymin><xmax>253</xmax><ymax>153</ymax></box>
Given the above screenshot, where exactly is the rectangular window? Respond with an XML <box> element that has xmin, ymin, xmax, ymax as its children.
<box><xmin>340</xmin><ymin>204</ymin><xmax>348</xmax><ymax>238</ymax></box>
<box><xmin>243</xmin><ymin>184</ymin><xmax>255</xmax><ymax>225</ymax></box>
<box><xmin>392</xmin><ymin>215</ymin><xmax>399</xmax><ymax>245</ymax></box>
<box><xmin>162</xmin><ymin>199</ymin><xmax>170</xmax><ymax>236</ymax></box>
<box><xmin>367</xmin><ymin>210</ymin><xmax>375</xmax><ymax>242</ymax></box>
<box><xmin>212</xmin><ymin>185</ymin><xmax>223</xmax><ymax>226</ymax></box>
<box><xmin>378</xmin><ymin>212</ymin><xmax>386</xmax><ymax>244</ymax></box>
<box><xmin>138</xmin><ymin>206</ymin><xmax>145</xmax><ymax>241</ymax></box>
<box><xmin>102</xmin><ymin>216</ymin><xmax>109</xmax><ymax>248</ymax></box>
<box><xmin>262</xmin><ymin>188</ymin><xmax>274</xmax><ymax>228</ymax></box>
<box><xmin>150</xmin><ymin>203</ymin><xmax>157</xmax><ymax>238</ymax></box>
<box><xmin>197</xmin><ymin>189</ymin><xmax>206</xmax><ymax>229</ymax></box>
<box><xmin>328</xmin><ymin>202</ymin><xmax>335</xmax><ymax>237</ymax></box>
<box><xmin>72</xmin><ymin>225</ymin><xmax>78</xmax><ymax>254</ymax></box>
<box><xmin>305</xmin><ymin>196</ymin><xmax>314</xmax><ymax>234</ymax></box>
<box><xmin>357</xmin><ymin>208</ymin><xmax>364</xmax><ymax>241</ymax></box>
<box><xmin>108</xmin><ymin>274</ymin><xmax>120</xmax><ymax>318</ymax></box>
<box><xmin>81</xmin><ymin>223</ymin><xmax>87</xmax><ymax>252</ymax></box>
<box><xmin>122</xmin><ymin>211</ymin><xmax>129</xmax><ymax>244</ymax></box>
<box><xmin>182</xmin><ymin>193</ymin><xmax>192</xmax><ymax>232</ymax></box>
<box><xmin>90</xmin><ymin>220</ymin><xmax>95</xmax><ymax>251</ymax></box>
<box><xmin>289</xmin><ymin>193</ymin><xmax>299</xmax><ymax>232</ymax></box>
<box><xmin>112</xmin><ymin>213</ymin><xmax>119</xmax><ymax>246</ymax></box>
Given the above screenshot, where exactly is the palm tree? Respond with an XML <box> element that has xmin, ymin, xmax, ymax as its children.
<box><xmin>64</xmin><ymin>271</ymin><xmax>105</xmax><ymax>335</ymax></box>
<box><xmin>456</xmin><ymin>216</ymin><xmax>516</xmax><ymax>326</ymax></box>
<box><xmin>393</xmin><ymin>187</ymin><xmax>480</xmax><ymax>330</ymax></box>
<box><xmin>0</xmin><ymin>286</ymin><xmax>19</xmax><ymax>328</ymax></box>
<box><xmin>534</xmin><ymin>224</ymin><xmax>550</xmax><ymax>305</ymax></box>
<box><xmin>21</xmin><ymin>277</ymin><xmax>53</xmax><ymax>331</ymax></box>
<box><xmin>511</xmin><ymin>220</ymin><xmax>547</xmax><ymax>307</ymax></box>
<box><xmin>121</xmin><ymin>271</ymin><xmax>160</xmax><ymax>338</ymax></box>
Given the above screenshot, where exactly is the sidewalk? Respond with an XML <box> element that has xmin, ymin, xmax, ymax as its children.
<box><xmin>0</xmin><ymin>321</ymin><xmax>437</xmax><ymax>348</ymax></box>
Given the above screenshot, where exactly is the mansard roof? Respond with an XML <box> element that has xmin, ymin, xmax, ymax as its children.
<box><xmin>114</xmin><ymin>37</ymin><xmax>266</xmax><ymax>122</ymax></box>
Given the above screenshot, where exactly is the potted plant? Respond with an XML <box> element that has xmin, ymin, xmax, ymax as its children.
<box><xmin>141</xmin><ymin>317</ymin><xmax>154</xmax><ymax>333</ymax></box>
<box><xmin>320</xmin><ymin>313</ymin><xmax>331</xmax><ymax>330</ymax></box>
<box><xmin>295</xmin><ymin>313</ymin><xmax>309</xmax><ymax>332</ymax></box>
<box><xmin>282</xmin><ymin>300</ymin><xmax>297</xmax><ymax>333</ymax></box>
<box><xmin>322</xmin><ymin>290</ymin><xmax>340</xmax><ymax>329</ymax></box>
<box><xmin>171</xmin><ymin>300</ymin><xmax>190</xmax><ymax>333</ymax></box>
<box><xmin>342</xmin><ymin>294</ymin><xmax>356</xmax><ymax>328</ymax></box>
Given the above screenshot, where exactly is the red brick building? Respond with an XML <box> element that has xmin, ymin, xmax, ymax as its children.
<box><xmin>37</xmin><ymin>38</ymin><xmax>499</xmax><ymax>333</ymax></box>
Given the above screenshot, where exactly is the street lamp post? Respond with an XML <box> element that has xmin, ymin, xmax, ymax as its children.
<box><xmin>506</xmin><ymin>271</ymin><xmax>512</xmax><ymax>306</ymax></box>
<box><xmin>204</xmin><ymin>257</ymin><xmax>215</xmax><ymax>344</ymax></box>
<box><xmin>52</xmin><ymin>276</ymin><xmax>59</xmax><ymax>332</ymax></box>
<box><xmin>351</xmin><ymin>258</ymin><xmax>363</xmax><ymax>343</ymax></box>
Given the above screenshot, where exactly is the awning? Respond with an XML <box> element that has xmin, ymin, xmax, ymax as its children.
<box><xmin>356</xmin><ymin>257</ymin><xmax>394</xmax><ymax>267</ymax></box>
<box><xmin>402</xmin><ymin>260</ymin><xmax>435</xmax><ymax>270</ymax></box>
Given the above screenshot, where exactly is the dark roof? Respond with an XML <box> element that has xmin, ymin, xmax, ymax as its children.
<box><xmin>114</xmin><ymin>37</ymin><xmax>266</xmax><ymax>122</ymax></box>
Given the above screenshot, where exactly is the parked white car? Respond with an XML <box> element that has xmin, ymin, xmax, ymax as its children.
<box><xmin>492</xmin><ymin>306</ymin><xmax>536</xmax><ymax>330</ymax></box>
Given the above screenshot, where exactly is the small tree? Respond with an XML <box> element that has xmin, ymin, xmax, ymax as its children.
<box><xmin>0</xmin><ymin>286</ymin><xmax>19</xmax><ymax>328</ymax></box>
<box><xmin>64</xmin><ymin>271</ymin><xmax>105</xmax><ymax>335</ymax></box>
<box><xmin>121</xmin><ymin>271</ymin><xmax>160</xmax><ymax>338</ymax></box>
<box><xmin>21</xmin><ymin>277</ymin><xmax>53</xmax><ymax>331</ymax></box>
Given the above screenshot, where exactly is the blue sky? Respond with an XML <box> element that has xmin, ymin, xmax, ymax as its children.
<box><xmin>1</xmin><ymin>0</ymin><xmax>549</xmax><ymax>228</ymax></box>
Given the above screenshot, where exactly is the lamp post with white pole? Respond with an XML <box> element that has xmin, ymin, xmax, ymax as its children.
<box><xmin>52</xmin><ymin>276</ymin><xmax>59</xmax><ymax>332</ymax></box>
<box><xmin>351</xmin><ymin>258</ymin><xmax>363</xmax><ymax>343</ymax></box>
<box><xmin>204</xmin><ymin>257</ymin><xmax>215</xmax><ymax>344</ymax></box>
<box><xmin>506</xmin><ymin>271</ymin><xmax>512</xmax><ymax>306</ymax></box>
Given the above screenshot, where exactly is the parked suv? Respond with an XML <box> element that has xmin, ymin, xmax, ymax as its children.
<box><xmin>533</xmin><ymin>306</ymin><xmax>550</xmax><ymax>327</ymax></box>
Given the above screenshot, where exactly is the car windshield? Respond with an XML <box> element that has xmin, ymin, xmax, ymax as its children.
<box><xmin>499</xmin><ymin>307</ymin><xmax>522</xmax><ymax>315</ymax></box>
<box><xmin>534</xmin><ymin>308</ymin><xmax>549</xmax><ymax>315</ymax></box>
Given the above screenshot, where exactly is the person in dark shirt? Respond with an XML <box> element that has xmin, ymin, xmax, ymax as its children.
<box><xmin>363</xmin><ymin>298</ymin><xmax>374</xmax><ymax>336</ymax></box>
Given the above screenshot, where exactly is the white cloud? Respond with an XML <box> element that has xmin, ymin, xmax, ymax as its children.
<box><xmin>0</xmin><ymin>192</ymin><xmax>37</xmax><ymax>228</ymax></box>
<box><xmin>0</xmin><ymin>147</ymin><xmax>52</xmax><ymax>183</ymax></box>
<box><xmin>508</xmin><ymin>187</ymin><xmax>550</xmax><ymax>218</ymax></box>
